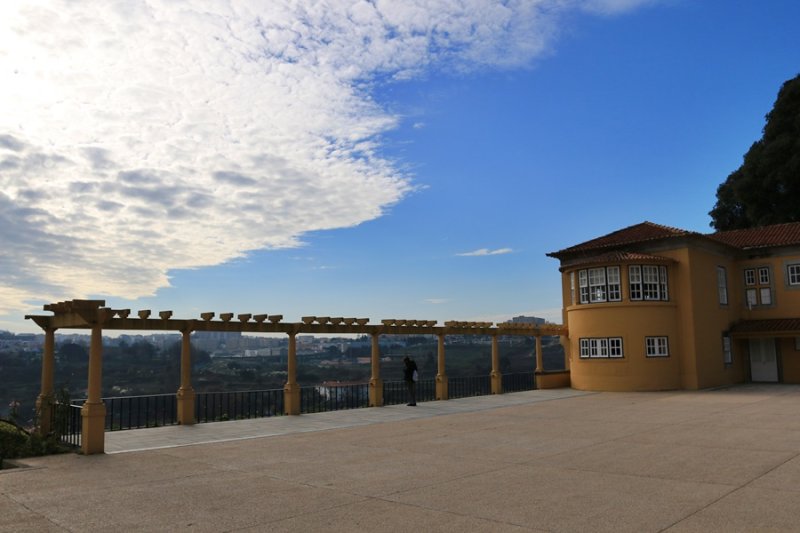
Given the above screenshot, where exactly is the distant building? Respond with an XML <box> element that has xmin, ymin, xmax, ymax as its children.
<box><xmin>548</xmin><ymin>221</ymin><xmax>800</xmax><ymax>391</ymax></box>
<box><xmin>507</xmin><ymin>316</ymin><xmax>546</xmax><ymax>325</ymax></box>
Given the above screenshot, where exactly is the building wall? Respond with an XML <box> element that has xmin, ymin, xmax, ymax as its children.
<box><xmin>780</xmin><ymin>338</ymin><xmax>800</xmax><ymax>382</ymax></box>
<box><xmin>563</xmin><ymin>261</ymin><xmax>683</xmax><ymax>391</ymax></box>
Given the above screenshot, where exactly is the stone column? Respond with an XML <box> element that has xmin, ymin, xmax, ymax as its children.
<box><xmin>284</xmin><ymin>332</ymin><xmax>300</xmax><ymax>415</ymax></box>
<box><xmin>436</xmin><ymin>333</ymin><xmax>448</xmax><ymax>400</ymax></box>
<box><xmin>35</xmin><ymin>327</ymin><xmax>56</xmax><ymax>435</ymax></box>
<box><xmin>81</xmin><ymin>324</ymin><xmax>106</xmax><ymax>455</ymax></box>
<box><xmin>535</xmin><ymin>335</ymin><xmax>544</xmax><ymax>373</ymax></box>
<box><xmin>368</xmin><ymin>333</ymin><xmax>383</xmax><ymax>407</ymax></box>
<box><xmin>490</xmin><ymin>334</ymin><xmax>502</xmax><ymax>394</ymax></box>
<box><xmin>534</xmin><ymin>334</ymin><xmax>544</xmax><ymax>390</ymax></box>
<box><xmin>176</xmin><ymin>329</ymin><xmax>196</xmax><ymax>425</ymax></box>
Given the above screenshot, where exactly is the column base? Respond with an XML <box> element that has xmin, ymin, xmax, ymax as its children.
<box><xmin>80</xmin><ymin>401</ymin><xmax>106</xmax><ymax>455</ymax></box>
<box><xmin>35</xmin><ymin>394</ymin><xmax>54</xmax><ymax>435</ymax></box>
<box><xmin>284</xmin><ymin>382</ymin><xmax>301</xmax><ymax>415</ymax></box>
<box><xmin>368</xmin><ymin>378</ymin><xmax>384</xmax><ymax>407</ymax></box>
<box><xmin>435</xmin><ymin>374</ymin><xmax>448</xmax><ymax>401</ymax></box>
<box><xmin>490</xmin><ymin>371</ymin><xmax>503</xmax><ymax>395</ymax></box>
<box><xmin>177</xmin><ymin>387</ymin><xmax>196</xmax><ymax>425</ymax></box>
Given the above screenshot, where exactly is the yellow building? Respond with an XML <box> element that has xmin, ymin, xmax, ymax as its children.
<box><xmin>548</xmin><ymin>221</ymin><xmax>800</xmax><ymax>391</ymax></box>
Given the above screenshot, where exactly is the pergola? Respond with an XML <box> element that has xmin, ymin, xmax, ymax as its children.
<box><xmin>27</xmin><ymin>299</ymin><xmax>569</xmax><ymax>454</ymax></box>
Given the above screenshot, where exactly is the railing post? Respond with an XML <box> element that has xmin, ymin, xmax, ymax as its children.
<box><xmin>81</xmin><ymin>323</ymin><xmax>106</xmax><ymax>454</ymax></box>
<box><xmin>368</xmin><ymin>332</ymin><xmax>383</xmax><ymax>407</ymax></box>
<box><xmin>176</xmin><ymin>329</ymin><xmax>196</xmax><ymax>425</ymax></box>
<box><xmin>490</xmin><ymin>334</ymin><xmax>502</xmax><ymax>394</ymax></box>
<box><xmin>284</xmin><ymin>330</ymin><xmax>301</xmax><ymax>415</ymax></box>
<box><xmin>36</xmin><ymin>327</ymin><xmax>56</xmax><ymax>435</ymax></box>
<box><xmin>436</xmin><ymin>333</ymin><xmax>448</xmax><ymax>400</ymax></box>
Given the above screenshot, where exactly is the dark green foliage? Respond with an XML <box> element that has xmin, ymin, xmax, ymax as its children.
<box><xmin>0</xmin><ymin>419</ymin><xmax>64</xmax><ymax>468</ymax></box>
<box><xmin>710</xmin><ymin>74</ymin><xmax>800</xmax><ymax>230</ymax></box>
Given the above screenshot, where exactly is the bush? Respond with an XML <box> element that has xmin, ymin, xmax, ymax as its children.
<box><xmin>0</xmin><ymin>419</ymin><xmax>65</xmax><ymax>469</ymax></box>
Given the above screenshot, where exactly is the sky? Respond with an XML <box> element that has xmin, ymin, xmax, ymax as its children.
<box><xmin>1</xmin><ymin>0</ymin><xmax>799</xmax><ymax>334</ymax></box>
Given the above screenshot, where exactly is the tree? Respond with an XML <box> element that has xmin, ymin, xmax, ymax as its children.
<box><xmin>709</xmin><ymin>73</ymin><xmax>800</xmax><ymax>230</ymax></box>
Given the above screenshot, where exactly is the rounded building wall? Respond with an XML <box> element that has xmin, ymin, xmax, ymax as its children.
<box><xmin>566</xmin><ymin>302</ymin><xmax>681</xmax><ymax>391</ymax></box>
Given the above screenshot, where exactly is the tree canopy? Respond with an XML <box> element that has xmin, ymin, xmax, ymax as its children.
<box><xmin>709</xmin><ymin>74</ymin><xmax>800</xmax><ymax>230</ymax></box>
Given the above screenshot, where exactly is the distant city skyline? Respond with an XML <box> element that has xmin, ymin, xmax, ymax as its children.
<box><xmin>2</xmin><ymin>1</ymin><xmax>799</xmax><ymax>333</ymax></box>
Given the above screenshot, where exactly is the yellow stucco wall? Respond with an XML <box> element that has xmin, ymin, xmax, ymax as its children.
<box><xmin>780</xmin><ymin>338</ymin><xmax>800</xmax><ymax>383</ymax></box>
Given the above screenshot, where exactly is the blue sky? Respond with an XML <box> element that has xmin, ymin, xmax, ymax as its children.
<box><xmin>1</xmin><ymin>1</ymin><xmax>799</xmax><ymax>333</ymax></box>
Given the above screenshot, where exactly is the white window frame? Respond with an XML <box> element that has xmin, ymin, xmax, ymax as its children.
<box><xmin>642</xmin><ymin>265</ymin><xmax>661</xmax><ymax>300</ymax></box>
<box><xmin>722</xmin><ymin>335</ymin><xmax>732</xmax><ymax>365</ymax></box>
<box><xmin>759</xmin><ymin>287</ymin><xmax>772</xmax><ymax>305</ymax></box>
<box><xmin>746</xmin><ymin>288</ymin><xmax>758</xmax><ymax>308</ymax></box>
<box><xmin>758</xmin><ymin>267</ymin><xmax>770</xmax><ymax>285</ymax></box>
<box><xmin>579</xmin><ymin>270</ymin><xmax>589</xmax><ymax>304</ymax></box>
<box><xmin>607</xmin><ymin>266</ymin><xmax>622</xmax><ymax>302</ymax></box>
<box><xmin>717</xmin><ymin>267</ymin><xmax>728</xmax><ymax>305</ymax></box>
<box><xmin>645</xmin><ymin>336</ymin><xmax>669</xmax><ymax>357</ymax></box>
<box><xmin>744</xmin><ymin>268</ymin><xmax>756</xmax><ymax>286</ymax></box>
<box><xmin>588</xmin><ymin>267</ymin><xmax>607</xmax><ymax>303</ymax></box>
<box><xmin>570</xmin><ymin>272</ymin><xmax>576</xmax><ymax>306</ymax></box>
<box><xmin>579</xmin><ymin>337</ymin><xmax>624</xmax><ymax>359</ymax></box>
<box><xmin>788</xmin><ymin>264</ymin><xmax>800</xmax><ymax>286</ymax></box>
<box><xmin>629</xmin><ymin>265</ymin><xmax>642</xmax><ymax>301</ymax></box>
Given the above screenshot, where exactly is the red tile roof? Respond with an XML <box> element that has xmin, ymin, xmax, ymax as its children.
<box><xmin>560</xmin><ymin>251</ymin><xmax>675</xmax><ymax>269</ymax></box>
<box><xmin>549</xmin><ymin>221</ymin><xmax>800</xmax><ymax>261</ymax></box>
<box><xmin>708</xmin><ymin>222</ymin><xmax>800</xmax><ymax>249</ymax></box>
<box><xmin>729</xmin><ymin>318</ymin><xmax>800</xmax><ymax>336</ymax></box>
<box><xmin>547</xmin><ymin>222</ymin><xmax>695</xmax><ymax>258</ymax></box>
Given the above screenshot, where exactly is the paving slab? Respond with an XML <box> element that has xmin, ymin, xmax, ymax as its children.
<box><xmin>4</xmin><ymin>385</ymin><xmax>800</xmax><ymax>532</ymax></box>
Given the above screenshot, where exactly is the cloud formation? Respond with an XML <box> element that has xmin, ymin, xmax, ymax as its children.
<box><xmin>457</xmin><ymin>248</ymin><xmax>514</xmax><ymax>257</ymax></box>
<box><xmin>0</xmin><ymin>0</ymin><xmax>657</xmax><ymax>313</ymax></box>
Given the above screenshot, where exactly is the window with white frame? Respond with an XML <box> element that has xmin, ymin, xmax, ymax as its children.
<box><xmin>743</xmin><ymin>266</ymin><xmax>773</xmax><ymax>307</ymax></box>
<box><xmin>579</xmin><ymin>337</ymin><xmax>624</xmax><ymax>359</ymax></box>
<box><xmin>575</xmin><ymin>267</ymin><xmax>622</xmax><ymax>304</ymax></box>
<box><xmin>645</xmin><ymin>336</ymin><xmax>669</xmax><ymax>357</ymax></box>
<box><xmin>746</xmin><ymin>288</ymin><xmax>758</xmax><ymax>308</ymax></box>
<box><xmin>629</xmin><ymin>265</ymin><xmax>642</xmax><ymax>300</ymax></box>
<box><xmin>579</xmin><ymin>270</ymin><xmax>589</xmax><ymax>304</ymax></box>
<box><xmin>722</xmin><ymin>335</ymin><xmax>732</xmax><ymax>365</ymax></box>
<box><xmin>788</xmin><ymin>264</ymin><xmax>800</xmax><ymax>286</ymax></box>
<box><xmin>607</xmin><ymin>266</ymin><xmax>621</xmax><ymax>301</ymax></box>
<box><xmin>659</xmin><ymin>266</ymin><xmax>668</xmax><ymax>300</ymax></box>
<box><xmin>760</xmin><ymin>288</ymin><xmax>772</xmax><ymax>305</ymax></box>
<box><xmin>643</xmin><ymin>265</ymin><xmax>660</xmax><ymax>300</ymax></box>
<box><xmin>717</xmin><ymin>267</ymin><xmax>728</xmax><ymax>305</ymax></box>
<box><xmin>570</xmin><ymin>272</ymin><xmax>576</xmax><ymax>306</ymax></box>
<box><xmin>588</xmin><ymin>267</ymin><xmax>607</xmax><ymax>303</ymax></box>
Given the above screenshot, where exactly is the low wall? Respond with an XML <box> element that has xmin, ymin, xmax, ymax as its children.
<box><xmin>535</xmin><ymin>370</ymin><xmax>571</xmax><ymax>389</ymax></box>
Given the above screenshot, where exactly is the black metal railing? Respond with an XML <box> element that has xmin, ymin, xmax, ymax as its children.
<box><xmin>195</xmin><ymin>389</ymin><xmax>284</xmax><ymax>422</ymax></box>
<box><xmin>99</xmin><ymin>394</ymin><xmax>178</xmax><ymax>430</ymax></box>
<box><xmin>382</xmin><ymin>378</ymin><xmax>436</xmax><ymax>405</ymax></box>
<box><xmin>300</xmin><ymin>383</ymin><xmax>369</xmax><ymax>413</ymax></box>
<box><xmin>502</xmin><ymin>372</ymin><xmax>536</xmax><ymax>392</ymax></box>
<box><xmin>52</xmin><ymin>402</ymin><xmax>82</xmax><ymax>447</ymax></box>
<box><xmin>449</xmin><ymin>375</ymin><xmax>492</xmax><ymax>399</ymax></box>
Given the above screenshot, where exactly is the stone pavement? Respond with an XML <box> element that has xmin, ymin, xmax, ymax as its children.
<box><xmin>2</xmin><ymin>385</ymin><xmax>800</xmax><ymax>532</ymax></box>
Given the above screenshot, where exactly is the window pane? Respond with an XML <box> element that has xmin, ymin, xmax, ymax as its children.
<box><xmin>746</xmin><ymin>288</ymin><xmax>757</xmax><ymax>308</ymax></box>
<box><xmin>589</xmin><ymin>267</ymin><xmax>607</xmax><ymax>303</ymax></box>
<box><xmin>607</xmin><ymin>266</ymin><xmax>621</xmax><ymax>301</ymax></box>
<box><xmin>758</xmin><ymin>267</ymin><xmax>770</xmax><ymax>285</ymax></box>
<box><xmin>643</xmin><ymin>265</ymin><xmax>660</xmax><ymax>300</ymax></box>
<box><xmin>659</xmin><ymin>266</ymin><xmax>668</xmax><ymax>301</ymax></box>
<box><xmin>717</xmin><ymin>267</ymin><xmax>728</xmax><ymax>305</ymax></box>
<box><xmin>629</xmin><ymin>266</ymin><xmax>642</xmax><ymax>300</ymax></box>
<box><xmin>744</xmin><ymin>269</ymin><xmax>755</xmax><ymax>286</ymax></box>
<box><xmin>760</xmin><ymin>288</ymin><xmax>772</xmax><ymax>305</ymax></box>
<box><xmin>789</xmin><ymin>264</ymin><xmax>800</xmax><ymax>285</ymax></box>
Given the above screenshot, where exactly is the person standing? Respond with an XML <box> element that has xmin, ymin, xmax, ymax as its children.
<box><xmin>403</xmin><ymin>356</ymin><xmax>418</xmax><ymax>406</ymax></box>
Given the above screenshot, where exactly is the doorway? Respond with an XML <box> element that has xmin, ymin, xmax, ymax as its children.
<box><xmin>749</xmin><ymin>338</ymin><xmax>778</xmax><ymax>382</ymax></box>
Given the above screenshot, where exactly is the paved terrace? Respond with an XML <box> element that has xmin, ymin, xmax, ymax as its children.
<box><xmin>3</xmin><ymin>385</ymin><xmax>800</xmax><ymax>532</ymax></box>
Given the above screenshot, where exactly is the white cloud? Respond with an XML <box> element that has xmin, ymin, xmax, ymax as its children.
<box><xmin>424</xmin><ymin>298</ymin><xmax>449</xmax><ymax>305</ymax></box>
<box><xmin>0</xmin><ymin>0</ymin><xmax>657</xmax><ymax>313</ymax></box>
<box><xmin>457</xmin><ymin>248</ymin><xmax>514</xmax><ymax>257</ymax></box>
